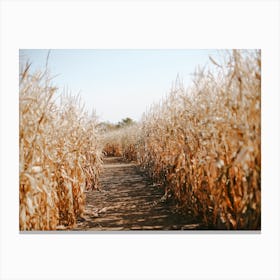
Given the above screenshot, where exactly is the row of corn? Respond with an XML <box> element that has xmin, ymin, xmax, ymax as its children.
<box><xmin>19</xmin><ymin>65</ymin><xmax>103</xmax><ymax>230</ymax></box>
<box><xmin>103</xmin><ymin>50</ymin><xmax>261</xmax><ymax>229</ymax></box>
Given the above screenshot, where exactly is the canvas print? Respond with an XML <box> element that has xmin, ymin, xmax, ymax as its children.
<box><xmin>19</xmin><ymin>49</ymin><xmax>261</xmax><ymax>231</ymax></box>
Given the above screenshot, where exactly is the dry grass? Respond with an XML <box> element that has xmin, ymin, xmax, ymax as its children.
<box><xmin>19</xmin><ymin>64</ymin><xmax>103</xmax><ymax>230</ymax></box>
<box><xmin>104</xmin><ymin>50</ymin><xmax>261</xmax><ymax>229</ymax></box>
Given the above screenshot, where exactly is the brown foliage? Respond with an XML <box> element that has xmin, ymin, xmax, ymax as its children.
<box><xmin>19</xmin><ymin>65</ymin><xmax>103</xmax><ymax>230</ymax></box>
<box><xmin>106</xmin><ymin>50</ymin><xmax>261</xmax><ymax>229</ymax></box>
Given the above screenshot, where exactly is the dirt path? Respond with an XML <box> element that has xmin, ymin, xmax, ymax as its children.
<box><xmin>74</xmin><ymin>157</ymin><xmax>202</xmax><ymax>231</ymax></box>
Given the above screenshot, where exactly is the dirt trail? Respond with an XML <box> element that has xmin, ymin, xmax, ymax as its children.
<box><xmin>74</xmin><ymin>157</ymin><xmax>201</xmax><ymax>231</ymax></box>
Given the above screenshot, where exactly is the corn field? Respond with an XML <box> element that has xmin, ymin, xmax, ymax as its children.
<box><xmin>20</xmin><ymin>49</ymin><xmax>261</xmax><ymax>230</ymax></box>
<box><xmin>103</xmin><ymin>50</ymin><xmax>261</xmax><ymax>229</ymax></box>
<box><xmin>19</xmin><ymin>64</ymin><xmax>103</xmax><ymax>230</ymax></box>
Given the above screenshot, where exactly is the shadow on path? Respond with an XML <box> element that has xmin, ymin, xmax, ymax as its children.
<box><xmin>74</xmin><ymin>157</ymin><xmax>202</xmax><ymax>231</ymax></box>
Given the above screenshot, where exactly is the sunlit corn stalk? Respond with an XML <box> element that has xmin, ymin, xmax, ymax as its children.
<box><xmin>19</xmin><ymin>64</ymin><xmax>103</xmax><ymax>230</ymax></box>
<box><xmin>138</xmin><ymin>50</ymin><xmax>261</xmax><ymax>229</ymax></box>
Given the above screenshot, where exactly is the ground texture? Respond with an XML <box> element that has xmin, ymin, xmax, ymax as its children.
<box><xmin>74</xmin><ymin>157</ymin><xmax>202</xmax><ymax>231</ymax></box>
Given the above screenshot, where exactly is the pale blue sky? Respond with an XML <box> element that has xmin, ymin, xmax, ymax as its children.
<box><xmin>19</xmin><ymin>49</ymin><xmax>223</xmax><ymax>123</ymax></box>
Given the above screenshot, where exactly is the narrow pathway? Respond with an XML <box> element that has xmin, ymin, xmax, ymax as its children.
<box><xmin>74</xmin><ymin>157</ymin><xmax>201</xmax><ymax>231</ymax></box>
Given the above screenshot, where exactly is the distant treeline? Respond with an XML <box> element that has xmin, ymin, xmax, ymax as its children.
<box><xmin>97</xmin><ymin>117</ymin><xmax>136</xmax><ymax>132</ymax></box>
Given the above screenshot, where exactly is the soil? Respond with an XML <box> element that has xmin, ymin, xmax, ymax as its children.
<box><xmin>73</xmin><ymin>157</ymin><xmax>202</xmax><ymax>231</ymax></box>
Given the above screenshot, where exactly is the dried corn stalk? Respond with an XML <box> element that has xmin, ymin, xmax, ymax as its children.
<box><xmin>19</xmin><ymin>64</ymin><xmax>103</xmax><ymax>230</ymax></box>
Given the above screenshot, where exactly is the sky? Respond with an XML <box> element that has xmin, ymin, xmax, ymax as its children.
<box><xmin>19</xmin><ymin>49</ymin><xmax>223</xmax><ymax>123</ymax></box>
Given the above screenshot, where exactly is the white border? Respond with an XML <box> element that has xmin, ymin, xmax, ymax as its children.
<box><xmin>1</xmin><ymin>1</ymin><xmax>279</xmax><ymax>280</ymax></box>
